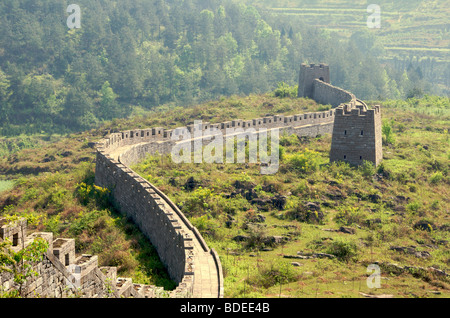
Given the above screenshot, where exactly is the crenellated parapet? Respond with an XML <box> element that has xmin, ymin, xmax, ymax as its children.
<box><xmin>93</xmin><ymin>105</ymin><xmax>340</xmax><ymax>298</ymax></box>
<box><xmin>330</xmin><ymin>102</ymin><xmax>382</xmax><ymax>166</ymax></box>
<box><xmin>297</xmin><ymin>62</ymin><xmax>382</xmax><ymax>167</ymax></box>
<box><xmin>0</xmin><ymin>217</ymin><xmax>170</xmax><ymax>298</ymax></box>
<box><xmin>0</xmin><ymin>63</ymin><xmax>382</xmax><ymax>298</ymax></box>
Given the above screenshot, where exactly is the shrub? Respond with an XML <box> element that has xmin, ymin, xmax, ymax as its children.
<box><xmin>0</xmin><ymin>236</ymin><xmax>49</xmax><ymax>297</ymax></box>
<box><xmin>180</xmin><ymin>187</ymin><xmax>214</xmax><ymax>216</ymax></box>
<box><xmin>191</xmin><ymin>214</ymin><xmax>217</xmax><ymax>234</ymax></box>
<box><xmin>285</xmin><ymin>148</ymin><xmax>320</xmax><ymax>174</ymax></box>
<box><xmin>75</xmin><ymin>182</ymin><xmax>110</xmax><ymax>207</ymax></box>
<box><xmin>326</xmin><ymin>238</ymin><xmax>358</xmax><ymax>262</ymax></box>
<box><xmin>359</xmin><ymin>160</ymin><xmax>375</xmax><ymax>179</ymax></box>
<box><xmin>247</xmin><ymin>261</ymin><xmax>297</xmax><ymax>288</ymax></box>
<box><xmin>382</xmin><ymin>121</ymin><xmax>395</xmax><ymax>145</ymax></box>
<box><xmin>407</xmin><ymin>201</ymin><xmax>421</xmax><ymax>213</ymax></box>
<box><xmin>334</xmin><ymin>206</ymin><xmax>364</xmax><ymax>226</ymax></box>
<box><xmin>245</xmin><ymin>223</ymin><xmax>269</xmax><ymax>249</ymax></box>
<box><xmin>279</xmin><ymin>134</ymin><xmax>299</xmax><ymax>147</ymax></box>
<box><xmin>329</xmin><ymin>161</ymin><xmax>354</xmax><ymax>178</ymax></box>
<box><xmin>273</xmin><ymin>82</ymin><xmax>298</xmax><ymax>98</ymax></box>
<box><xmin>429</xmin><ymin>171</ymin><xmax>443</xmax><ymax>184</ymax></box>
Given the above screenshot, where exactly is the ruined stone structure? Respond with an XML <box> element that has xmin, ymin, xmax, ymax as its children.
<box><xmin>0</xmin><ymin>217</ymin><xmax>170</xmax><ymax>298</ymax></box>
<box><xmin>298</xmin><ymin>63</ymin><xmax>382</xmax><ymax>166</ymax></box>
<box><xmin>1</xmin><ymin>63</ymin><xmax>381</xmax><ymax>298</ymax></box>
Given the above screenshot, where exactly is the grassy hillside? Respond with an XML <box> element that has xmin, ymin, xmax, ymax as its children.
<box><xmin>131</xmin><ymin>94</ymin><xmax>450</xmax><ymax>298</ymax></box>
<box><xmin>0</xmin><ymin>92</ymin><xmax>449</xmax><ymax>298</ymax></box>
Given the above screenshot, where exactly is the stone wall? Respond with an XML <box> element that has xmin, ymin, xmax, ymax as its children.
<box><xmin>297</xmin><ymin>62</ymin><xmax>382</xmax><ymax>167</ymax></box>
<box><xmin>93</xmin><ymin>107</ymin><xmax>337</xmax><ymax>299</ymax></box>
<box><xmin>312</xmin><ymin>79</ymin><xmax>355</xmax><ymax>108</ymax></box>
<box><xmin>0</xmin><ymin>218</ymin><xmax>188</xmax><ymax>298</ymax></box>
<box><xmin>298</xmin><ymin>63</ymin><xmax>331</xmax><ymax>98</ymax></box>
<box><xmin>0</xmin><ymin>219</ymin><xmax>116</xmax><ymax>298</ymax></box>
<box><xmin>95</xmin><ymin>153</ymin><xmax>194</xmax><ymax>287</ymax></box>
<box><xmin>1</xmin><ymin>62</ymin><xmax>381</xmax><ymax>298</ymax></box>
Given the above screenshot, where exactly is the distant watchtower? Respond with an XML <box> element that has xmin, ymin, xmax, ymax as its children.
<box><xmin>297</xmin><ymin>63</ymin><xmax>330</xmax><ymax>98</ymax></box>
<box><xmin>330</xmin><ymin>103</ymin><xmax>383</xmax><ymax>166</ymax></box>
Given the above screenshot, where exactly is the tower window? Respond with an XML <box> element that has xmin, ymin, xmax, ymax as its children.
<box><xmin>361</xmin><ymin>130</ymin><xmax>364</xmax><ymax>136</ymax></box>
<box><xmin>344</xmin><ymin>130</ymin><xmax>347</xmax><ymax>135</ymax></box>
<box><xmin>360</xmin><ymin>156</ymin><xmax>362</xmax><ymax>160</ymax></box>
<box><xmin>344</xmin><ymin>155</ymin><xmax>347</xmax><ymax>160</ymax></box>
<box><xmin>13</xmin><ymin>233</ymin><xmax>19</xmax><ymax>246</ymax></box>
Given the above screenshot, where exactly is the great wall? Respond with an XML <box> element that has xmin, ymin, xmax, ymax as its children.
<box><xmin>0</xmin><ymin>63</ymin><xmax>382</xmax><ymax>298</ymax></box>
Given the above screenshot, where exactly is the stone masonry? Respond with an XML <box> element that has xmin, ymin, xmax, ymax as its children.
<box><xmin>0</xmin><ymin>217</ymin><xmax>185</xmax><ymax>298</ymax></box>
<box><xmin>1</xmin><ymin>63</ymin><xmax>381</xmax><ymax>298</ymax></box>
<box><xmin>298</xmin><ymin>63</ymin><xmax>382</xmax><ymax>166</ymax></box>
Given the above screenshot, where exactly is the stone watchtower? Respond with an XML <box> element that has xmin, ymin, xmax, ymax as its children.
<box><xmin>297</xmin><ymin>63</ymin><xmax>330</xmax><ymax>98</ymax></box>
<box><xmin>330</xmin><ymin>103</ymin><xmax>383</xmax><ymax>166</ymax></box>
<box><xmin>297</xmin><ymin>62</ymin><xmax>382</xmax><ymax>167</ymax></box>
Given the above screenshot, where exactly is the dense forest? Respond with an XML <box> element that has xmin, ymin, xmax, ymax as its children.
<box><xmin>0</xmin><ymin>0</ymin><xmax>444</xmax><ymax>135</ymax></box>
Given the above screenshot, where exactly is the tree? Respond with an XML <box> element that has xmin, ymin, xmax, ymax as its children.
<box><xmin>63</xmin><ymin>86</ymin><xmax>95</xmax><ymax>129</ymax></box>
<box><xmin>0</xmin><ymin>68</ymin><xmax>12</xmax><ymax>122</ymax></box>
<box><xmin>99</xmin><ymin>81</ymin><xmax>119</xmax><ymax>120</ymax></box>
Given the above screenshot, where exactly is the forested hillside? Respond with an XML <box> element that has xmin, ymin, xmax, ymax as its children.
<box><xmin>0</xmin><ymin>0</ymin><xmax>445</xmax><ymax>135</ymax></box>
<box><xmin>246</xmin><ymin>0</ymin><xmax>450</xmax><ymax>93</ymax></box>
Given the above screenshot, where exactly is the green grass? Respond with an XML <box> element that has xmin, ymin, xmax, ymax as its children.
<box><xmin>0</xmin><ymin>180</ymin><xmax>15</xmax><ymax>193</ymax></box>
<box><xmin>130</xmin><ymin>95</ymin><xmax>449</xmax><ymax>298</ymax></box>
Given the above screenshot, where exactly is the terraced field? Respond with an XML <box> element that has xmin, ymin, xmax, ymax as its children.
<box><xmin>249</xmin><ymin>0</ymin><xmax>449</xmax><ymax>63</ymax></box>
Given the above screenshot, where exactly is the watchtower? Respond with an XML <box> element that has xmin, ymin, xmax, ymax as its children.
<box><xmin>297</xmin><ymin>63</ymin><xmax>330</xmax><ymax>98</ymax></box>
<box><xmin>0</xmin><ymin>217</ymin><xmax>27</xmax><ymax>252</ymax></box>
<box><xmin>330</xmin><ymin>103</ymin><xmax>383</xmax><ymax>166</ymax></box>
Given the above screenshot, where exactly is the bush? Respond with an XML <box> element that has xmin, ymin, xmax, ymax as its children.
<box><xmin>407</xmin><ymin>201</ymin><xmax>421</xmax><ymax>213</ymax></box>
<box><xmin>279</xmin><ymin>134</ymin><xmax>299</xmax><ymax>147</ymax></box>
<box><xmin>273</xmin><ymin>82</ymin><xmax>298</xmax><ymax>98</ymax></box>
<box><xmin>334</xmin><ymin>206</ymin><xmax>364</xmax><ymax>226</ymax></box>
<box><xmin>359</xmin><ymin>160</ymin><xmax>375</xmax><ymax>179</ymax></box>
<box><xmin>285</xmin><ymin>148</ymin><xmax>320</xmax><ymax>174</ymax></box>
<box><xmin>382</xmin><ymin>121</ymin><xmax>395</xmax><ymax>145</ymax></box>
<box><xmin>247</xmin><ymin>261</ymin><xmax>297</xmax><ymax>288</ymax></box>
<box><xmin>326</xmin><ymin>238</ymin><xmax>358</xmax><ymax>262</ymax></box>
<box><xmin>180</xmin><ymin>187</ymin><xmax>214</xmax><ymax>216</ymax></box>
<box><xmin>75</xmin><ymin>182</ymin><xmax>110</xmax><ymax>207</ymax></box>
<box><xmin>429</xmin><ymin>171</ymin><xmax>443</xmax><ymax>184</ymax></box>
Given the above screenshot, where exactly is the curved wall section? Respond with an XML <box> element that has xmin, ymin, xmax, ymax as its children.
<box><xmin>95</xmin><ymin>152</ymin><xmax>197</xmax><ymax>297</ymax></box>
<box><xmin>313</xmin><ymin>79</ymin><xmax>355</xmax><ymax>108</ymax></box>
<box><xmin>94</xmin><ymin>107</ymin><xmax>342</xmax><ymax>298</ymax></box>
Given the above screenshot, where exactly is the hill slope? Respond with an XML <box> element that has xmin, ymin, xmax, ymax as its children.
<box><xmin>1</xmin><ymin>92</ymin><xmax>449</xmax><ymax>298</ymax></box>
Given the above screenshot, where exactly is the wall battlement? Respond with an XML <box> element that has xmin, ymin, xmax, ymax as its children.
<box><xmin>297</xmin><ymin>62</ymin><xmax>382</xmax><ymax>167</ymax></box>
<box><xmin>92</xmin><ymin>62</ymin><xmax>382</xmax><ymax>296</ymax></box>
<box><xmin>93</xmin><ymin>106</ymin><xmax>337</xmax><ymax>298</ymax></box>
<box><xmin>1</xmin><ymin>63</ymin><xmax>381</xmax><ymax>298</ymax></box>
<box><xmin>0</xmin><ymin>217</ymin><xmax>177</xmax><ymax>298</ymax></box>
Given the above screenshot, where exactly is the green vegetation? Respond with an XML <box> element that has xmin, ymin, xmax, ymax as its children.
<box><xmin>0</xmin><ymin>0</ymin><xmax>446</xmax><ymax>137</ymax></box>
<box><xmin>128</xmin><ymin>93</ymin><xmax>448</xmax><ymax>298</ymax></box>
<box><xmin>246</xmin><ymin>0</ymin><xmax>450</xmax><ymax>95</ymax></box>
<box><xmin>0</xmin><ymin>181</ymin><xmax>15</xmax><ymax>193</ymax></box>
<box><xmin>0</xmin><ymin>0</ymin><xmax>448</xmax><ymax>299</ymax></box>
<box><xmin>0</xmin><ymin>234</ymin><xmax>49</xmax><ymax>298</ymax></box>
<box><xmin>0</xmin><ymin>160</ymin><xmax>176</xmax><ymax>290</ymax></box>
